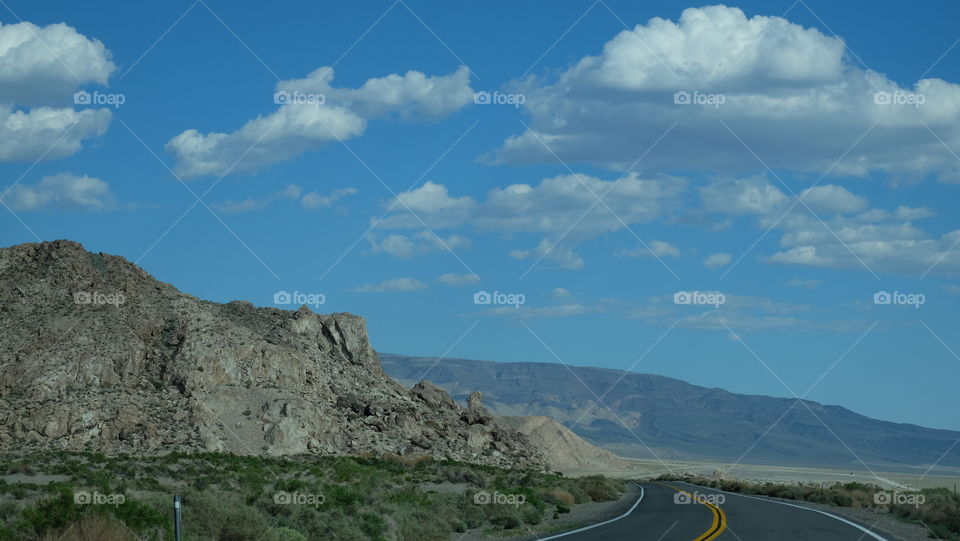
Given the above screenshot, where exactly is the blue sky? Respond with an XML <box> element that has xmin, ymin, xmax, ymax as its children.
<box><xmin>2</xmin><ymin>0</ymin><xmax>960</xmax><ymax>431</ymax></box>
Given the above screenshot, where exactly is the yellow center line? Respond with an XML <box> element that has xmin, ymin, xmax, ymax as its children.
<box><xmin>653</xmin><ymin>482</ymin><xmax>728</xmax><ymax>540</ymax></box>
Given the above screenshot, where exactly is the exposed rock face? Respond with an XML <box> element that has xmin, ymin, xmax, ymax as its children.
<box><xmin>0</xmin><ymin>240</ymin><xmax>545</xmax><ymax>470</ymax></box>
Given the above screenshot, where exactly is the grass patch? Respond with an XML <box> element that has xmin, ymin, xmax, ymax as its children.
<box><xmin>0</xmin><ymin>451</ymin><xmax>625</xmax><ymax>540</ymax></box>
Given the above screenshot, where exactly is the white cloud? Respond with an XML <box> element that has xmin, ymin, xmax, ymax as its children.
<box><xmin>509</xmin><ymin>239</ymin><xmax>585</xmax><ymax>270</ymax></box>
<box><xmin>704</xmin><ymin>252</ymin><xmax>732</xmax><ymax>269</ymax></box>
<box><xmin>629</xmin><ymin>292</ymin><xmax>861</xmax><ymax>333</ymax></box>
<box><xmin>211</xmin><ymin>184</ymin><xmax>301</xmax><ymax>213</ymax></box>
<box><xmin>699</xmin><ymin>175</ymin><xmax>960</xmax><ymax>274</ymax></box>
<box><xmin>367</xmin><ymin>229</ymin><xmax>470</xmax><ymax>258</ymax></box>
<box><xmin>211</xmin><ymin>185</ymin><xmax>356</xmax><ymax>213</ymax></box>
<box><xmin>763</xmin><ymin>210</ymin><xmax>960</xmax><ymax>273</ymax></box>
<box><xmin>392</xmin><ymin>181</ymin><xmax>475</xmax><ymax>213</ymax></box>
<box><xmin>552</xmin><ymin>287</ymin><xmax>571</xmax><ymax>299</ymax></box>
<box><xmin>301</xmin><ymin>187</ymin><xmax>357</xmax><ymax>210</ymax></box>
<box><xmin>0</xmin><ymin>104</ymin><xmax>111</xmax><ymax>163</ymax></box>
<box><xmin>616</xmin><ymin>239</ymin><xmax>680</xmax><ymax>258</ymax></box>
<box><xmin>0</xmin><ymin>21</ymin><xmax>115</xmax><ymax>106</ymax></box>
<box><xmin>380</xmin><ymin>173</ymin><xmax>686</xmax><ymax>269</ymax></box>
<box><xmin>1</xmin><ymin>172</ymin><xmax>115</xmax><ymax>211</ymax></box>
<box><xmin>167</xmin><ymin>67</ymin><xmax>474</xmax><ymax>178</ymax></box>
<box><xmin>700</xmin><ymin>175</ymin><xmax>787</xmax><ymax>215</ymax></box>
<box><xmin>436</xmin><ymin>272</ymin><xmax>480</xmax><ymax>286</ymax></box>
<box><xmin>0</xmin><ymin>22</ymin><xmax>115</xmax><ymax>162</ymax></box>
<box><xmin>350</xmin><ymin>277</ymin><xmax>428</xmax><ymax>293</ymax></box>
<box><xmin>799</xmin><ymin>185</ymin><xmax>867</xmax><ymax>215</ymax></box>
<box><xmin>491</xmin><ymin>6</ymin><xmax>960</xmax><ymax>182</ymax></box>
<box><xmin>894</xmin><ymin>206</ymin><xmax>936</xmax><ymax>221</ymax></box>
<box><xmin>380</xmin><ymin>180</ymin><xmax>476</xmax><ymax>228</ymax></box>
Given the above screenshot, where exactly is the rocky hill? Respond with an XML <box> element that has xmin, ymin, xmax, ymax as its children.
<box><xmin>0</xmin><ymin>240</ymin><xmax>544</xmax><ymax>470</ymax></box>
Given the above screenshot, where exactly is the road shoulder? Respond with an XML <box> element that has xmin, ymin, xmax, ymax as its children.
<box><xmin>455</xmin><ymin>481</ymin><xmax>642</xmax><ymax>541</ymax></box>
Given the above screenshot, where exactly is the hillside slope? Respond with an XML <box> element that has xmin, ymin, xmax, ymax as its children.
<box><xmin>0</xmin><ymin>240</ymin><xmax>544</xmax><ymax>470</ymax></box>
<box><xmin>381</xmin><ymin>354</ymin><xmax>960</xmax><ymax>469</ymax></box>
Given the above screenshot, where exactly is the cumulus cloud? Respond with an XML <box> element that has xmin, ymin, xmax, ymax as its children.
<box><xmin>367</xmin><ymin>229</ymin><xmax>470</xmax><ymax>258</ymax></box>
<box><xmin>1</xmin><ymin>172</ymin><xmax>116</xmax><ymax>211</ymax></box>
<box><xmin>700</xmin><ymin>175</ymin><xmax>788</xmax><ymax>215</ymax></box>
<box><xmin>301</xmin><ymin>187</ymin><xmax>357</xmax><ymax>210</ymax></box>
<box><xmin>767</xmin><ymin>226</ymin><xmax>960</xmax><ymax>273</ymax></box>
<box><xmin>799</xmin><ymin>185</ymin><xmax>867</xmax><ymax>215</ymax></box>
<box><xmin>552</xmin><ymin>287</ymin><xmax>572</xmax><ymax>299</ymax></box>
<box><xmin>211</xmin><ymin>185</ymin><xmax>356</xmax><ymax>213</ymax></box>
<box><xmin>764</xmin><ymin>202</ymin><xmax>960</xmax><ymax>274</ymax></box>
<box><xmin>509</xmin><ymin>239</ymin><xmax>585</xmax><ymax>269</ymax></box>
<box><xmin>490</xmin><ymin>5</ymin><xmax>960</xmax><ymax>182</ymax></box>
<box><xmin>616</xmin><ymin>240</ymin><xmax>680</xmax><ymax>259</ymax></box>
<box><xmin>436</xmin><ymin>272</ymin><xmax>480</xmax><ymax>286</ymax></box>
<box><xmin>894</xmin><ymin>206</ymin><xmax>936</xmax><ymax>221</ymax></box>
<box><xmin>167</xmin><ymin>67</ymin><xmax>474</xmax><ymax>178</ymax></box>
<box><xmin>0</xmin><ymin>106</ymin><xmax>111</xmax><ymax>161</ymax></box>
<box><xmin>0</xmin><ymin>22</ymin><xmax>115</xmax><ymax>162</ymax></box>
<box><xmin>211</xmin><ymin>184</ymin><xmax>302</xmax><ymax>213</ymax></box>
<box><xmin>379</xmin><ymin>173</ymin><xmax>687</xmax><ymax>269</ymax></box>
<box><xmin>699</xmin><ymin>175</ymin><xmax>960</xmax><ymax>274</ymax></box>
<box><xmin>630</xmin><ymin>292</ymin><xmax>864</xmax><ymax>333</ymax></box>
<box><xmin>704</xmin><ymin>252</ymin><xmax>732</xmax><ymax>269</ymax></box>
<box><xmin>350</xmin><ymin>277</ymin><xmax>428</xmax><ymax>293</ymax></box>
<box><xmin>0</xmin><ymin>21</ymin><xmax>115</xmax><ymax>106</ymax></box>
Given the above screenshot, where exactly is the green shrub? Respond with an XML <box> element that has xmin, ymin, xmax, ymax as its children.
<box><xmin>576</xmin><ymin>475</ymin><xmax>622</xmax><ymax>502</ymax></box>
<box><xmin>271</xmin><ymin>526</ymin><xmax>308</xmax><ymax>541</ymax></box>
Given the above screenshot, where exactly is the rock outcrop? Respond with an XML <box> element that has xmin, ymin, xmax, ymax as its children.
<box><xmin>0</xmin><ymin>240</ymin><xmax>545</xmax><ymax>470</ymax></box>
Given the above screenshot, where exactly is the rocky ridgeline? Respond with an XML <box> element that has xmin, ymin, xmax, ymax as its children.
<box><xmin>0</xmin><ymin>240</ymin><xmax>545</xmax><ymax>470</ymax></box>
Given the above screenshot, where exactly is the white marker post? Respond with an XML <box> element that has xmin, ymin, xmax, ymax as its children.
<box><xmin>174</xmin><ymin>495</ymin><xmax>182</xmax><ymax>541</ymax></box>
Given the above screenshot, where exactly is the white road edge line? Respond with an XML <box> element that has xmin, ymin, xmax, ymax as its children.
<box><xmin>536</xmin><ymin>483</ymin><xmax>645</xmax><ymax>540</ymax></box>
<box><xmin>678</xmin><ymin>482</ymin><xmax>888</xmax><ymax>541</ymax></box>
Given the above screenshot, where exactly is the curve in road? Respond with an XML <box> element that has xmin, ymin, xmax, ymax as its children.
<box><xmin>541</xmin><ymin>481</ymin><xmax>895</xmax><ymax>540</ymax></box>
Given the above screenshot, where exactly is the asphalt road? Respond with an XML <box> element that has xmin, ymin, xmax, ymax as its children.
<box><xmin>546</xmin><ymin>481</ymin><xmax>895</xmax><ymax>541</ymax></box>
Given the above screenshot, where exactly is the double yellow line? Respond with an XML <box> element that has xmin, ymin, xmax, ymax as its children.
<box><xmin>654</xmin><ymin>482</ymin><xmax>727</xmax><ymax>540</ymax></box>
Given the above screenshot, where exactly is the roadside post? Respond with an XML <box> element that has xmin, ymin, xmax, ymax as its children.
<box><xmin>174</xmin><ymin>495</ymin><xmax>182</xmax><ymax>541</ymax></box>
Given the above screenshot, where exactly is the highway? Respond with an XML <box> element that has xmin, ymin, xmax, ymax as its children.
<box><xmin>543</xmin><ymin>481</ymin><xmax>895</xmax><ymax>540</ymax></box>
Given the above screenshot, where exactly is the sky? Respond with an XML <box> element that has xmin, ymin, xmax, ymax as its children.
<box><xmin>1</xmin><ymin>0</ymin><xmax>959</xmax><ymax>431</ymax></box>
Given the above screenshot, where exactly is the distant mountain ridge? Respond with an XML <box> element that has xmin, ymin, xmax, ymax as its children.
<box><xmin>381</xmin><ymin>354</ymin><xmax>960</xmax><ymax>469</ymax></box>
